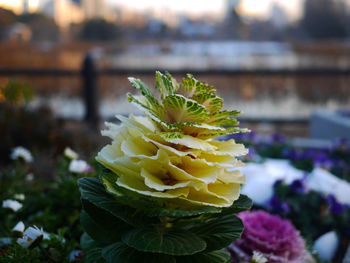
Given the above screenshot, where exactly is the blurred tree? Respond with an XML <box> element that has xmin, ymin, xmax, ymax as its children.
<box><xmin>18</xmin><ymin>13</ymin><xmax>60</xmax><ymax>42</ymax></box>
<box><xmin>0</xmin><ymin>7</ymin><xmax>18</xmax><ymax>40</ymax></box>
<box><xmin>0</xmin><ymin>8</ymin><xmax>17</xmax><ymax>26</ymax></box>
<box><xmin>80</xmin><ymin>19</ymin><xmax>120</xmax><ymax>41</ymax></box>
<box><xmin>301</xmin><ymin>0</ymin><xmax>348</xmax><ymax>39</ymax></box>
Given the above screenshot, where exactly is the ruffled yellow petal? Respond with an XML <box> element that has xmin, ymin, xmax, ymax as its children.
<box><xmin>141</xmin><ymin>168</ymin><xmax>194</xmax><ymax>191</ymax></box>
<box><xmin>121</xmin><ymin>135</ymin><xmax>158</xmax><ymax>158</ymax></box>
<box><xmin>97</xmin><ymin>114</ymin><xmax>248</xmax><ymax>208</ymax></box>
<box><xmin>208</xmin><ymin>139</ymin><xmax>248</xmax><ymax>157</ymax></box>
<box><xmin>117</xmin><ymin>173</ymin><xmax>190</xmax><ymax>198</ymax></box>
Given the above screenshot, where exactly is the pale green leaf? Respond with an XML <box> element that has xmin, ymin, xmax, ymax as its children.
<box><xmin>163</xmin><ymin>94</ymin><xmax>209</xmax><ymax>123</ymax></box>
<box><xmin>155</xmin><ymin>71</ymin><xmax>176</xmax><ymax>99</ymax></box>
<box><xmin>208</xmin><ymin>110</ymin><xmax>241</xmax><ymax>125</ymax></box>
<box><xmin>192</xmin><ymin>93</ymin><xmax>223</xmax><ymax>114</ymax></box>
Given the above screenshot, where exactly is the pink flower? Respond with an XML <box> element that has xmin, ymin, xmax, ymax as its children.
<box><xmin>228</xmin><ymin>210</ymin><xmax>313</xmax><ymax>263</ymax></box>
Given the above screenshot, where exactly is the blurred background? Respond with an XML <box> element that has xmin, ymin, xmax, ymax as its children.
<box><xmin>0</xmin><ymin>0</ymin><xmax>350</xmax><ymax>137</ymax></box>
<box><xmin>1</xmin><ymin>2</ymin><xmax>350</xmax><ymax>262</ymax></box>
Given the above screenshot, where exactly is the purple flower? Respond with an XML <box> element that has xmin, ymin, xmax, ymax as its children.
<box><xmin>269</xmin><ymin>133</ymin><xmax>286</xmax><ymax>144</ymax></box>
<box><xmin>327</xmin><ymin>194</ymin><xmax>344</xmax><ymax>216</ymax></box>
<box><xmin>227</xmin><ymin>210</ymin><xmax>311</xmax><ymax>263</ymax></box>
<box><xmin>268</xmin><ymin>195</ymin><xmax>290</xmax><ymax>215</ymax></box>
<box><xmin>290</xmin><ymin>179</ymin><xmax>307</xmax><ymax>194</ymax></box>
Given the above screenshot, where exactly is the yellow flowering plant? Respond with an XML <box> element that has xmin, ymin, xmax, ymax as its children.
<box><xmin>78</xmin><ymin>72</ymin><xmax>252</xmax><ymax>263</ymax></box>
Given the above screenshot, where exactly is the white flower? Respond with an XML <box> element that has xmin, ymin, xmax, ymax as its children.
<box><xmin>14</xmin><ymin>194</ymin><xmax>25</xmax><ymax>201</ymax></box>
<box><xmin>69</xmin><ymin>250</ymin><xmax>82</xmax><ymax>262</ymax></box>
<box><xmin>2</xmin><ymin>199</ymin><xmax>23</xmax><ymax>212</ymax></box>
<box><xmin>12</xmin><ymin>221</ymin><xmax>25</xmax><ymax>233</ymax></box>
<box><xmin>239</xmin><ymin>159</ymin><xmax>304</xmax><ymax>206</ymax></box>
<box><xmin>17</xmin><ymin>226</ymin><xmax>44</xmax><ymax>249</ymax></box>
<box><xmin>251</xmin><ymin>251</ymin><xmax>268</xmax><ymax>263</ymax></box>
<box><xmin>10</xmin><ymin>146</ymin><xmax>33</xmax><ymax>163</ymax></box>
<box><xmin>64</xmin><ymin>147</ymin><xmax>79</xmax><ymax>160</ymax></box>
<box><xmin>69</xmin><ymin>160</ymin><xmax>91</xmax><ymax>174</ymax></box>
<box><xmin>313</xmin><ymin>231</ymin><xmax>339</xmax><ymax>261</ymax></box>
<box><xmin>26</xmin><ymin>173</ymin><xmax>34</xmax><ymax>181</ymax></box>
<box><xmin>306</xmin><ymin>168</ymin><xmax>350</xmax><ymax>205</ymax></box>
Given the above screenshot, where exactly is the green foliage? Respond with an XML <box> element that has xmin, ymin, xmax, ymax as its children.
<box><xmin>0</xmin><ymin>79</ymin><xmax>33</xmax><ymax>105</ymax></box>
<box><xmin>0</xmin><ymin>157</ymin><xmax>100</xmax><ymax>262</ymax></box>
<box><xmin>78</xmin><ymin>175</ymin><xmax>252</xmax><ymax>263</ymax></box>
<box><xmin>0</xmin><ymin>235</ymin><xmax>78</xmax><ymax>263</ymax></box>
<box><xmin>272</xmin><ymin>181</ymin><xmax>350</xmax><ymax>242</ymax></box>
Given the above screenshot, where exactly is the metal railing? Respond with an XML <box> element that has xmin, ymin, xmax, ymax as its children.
<box><xmin>1</xmin><ymin>53</ymin><xmax>350</xmax><ymax>128</ymax></box>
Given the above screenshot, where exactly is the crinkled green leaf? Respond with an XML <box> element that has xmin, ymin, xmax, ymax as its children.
<box><xmin>127</xmin><ymin>94</ymin><xmax>164</xmax><ymax>123</ymax></box>
<box><xmin>208</xmin><ymin>110</ymin><xmax>241</xmax><ymax>125</ymax></box>
<box><xmin>128</xmin><ymin>77</ymin><xmax>163</xmax><ymax>114</ymax></box>
<box><xmin>189</xmin><ymin>215</ymin><xmax>243</xmax><ymax>251</ymax></box>
<box><xmin>177</xmin><ymin>74</ymin><xmax>197</xmax><ymax>97</ymax></box>
<box><xmin>178</xmin><ymin>74</ymin><xmax>216</xmax><ymax>98</ymax></box>
<box><xmin>177</xmin><ymin>249</ymin><xmax>230</xmax><ymax>263</ymax></box>
<box><xmin>122</xmin><ymin>227</ymin><xmax>206</xmax><ymax>256</ymax></box>
<box><xmin>194</xmin><ymin>79</ymin><xmax>216</xmax><ymax>95</ymax></box>
<box><xmin>197</xmin><ymin>127</ymin><xmax>250</xmax><ymax>139</ymax></box>
<box><xmin>102</xmin><ymin>242</ymin><xmax>176</xmax><ymax>263</ymax></box>
<box><xmin>192</xmin><ymin>93</ymin><xmax>223</xmax><ymax>114</ymax></box>
<box><xmin>155</xmin><ymin>71</ymin><xmax>176</xmax><ymax>99</ymax></box>
<box><xmin>163</xmin><ymin>94</ymin><xmax>209</xmax><ymax>123</ymax></box>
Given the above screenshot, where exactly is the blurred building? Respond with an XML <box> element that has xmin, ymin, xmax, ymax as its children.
<box><xmin>82</xmin><ymin>0</ymin><xmax>106</xmax><ymax>19</ymax></box>
<box><xmin>22</xmin><ymin>0</ymin><xmax>29</xmax><ymax>13</ymax></box>
<box><xmin>43</xmin><ymin>0</ymin><xmax>84</xmax><ymax>28</ymax></box>
<box><xmin>270</xmin><ymin>3</ymin><xmax>287</xmax><ymax>29</ymax></box>
<box><xmin>4</xmin><ymin>22</ymin><xmax>32</xmax><ymax>42</ymax></box>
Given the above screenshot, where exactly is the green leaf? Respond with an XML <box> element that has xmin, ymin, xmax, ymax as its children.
<box><xmin>78</xmin><ymin>177</ymin><xmax>155</xmax><ymax>226</ymax></box>
<box><xmin>194</xmin><ymin>79</ymin><xmax>216</xmax><ymax>95</ymax></box>
<box><xmin>81</xmin><ymin>210</ymin><xmax>119</xmax><ymax>244</ymax></box>
<box><xmin>208</xmin><ymin>110</ymin><xmax>241</xmax><ymax>125</ymax></box>
<box><xmin>102</xmin><ymin>242</ymin><xmax>176</xmax><ymax>263</ymax></box>
<box><xmin>81</xmin><ymin>232</ymin><xmax>101</xmax><ymax>251</ymax></box>
<box><xmin>178</xmin><ymin>74</ymin><xmax>216</xmax><ymax>98</ymax></box>
<box><xmin>190</xmin><ymin>215</ymin><xmax>243</xmax><ymax>251</ymax></box>
<box><xmin>82</xmin><ymin>199</ymin><xmax>130</xmax><ymax>241</ymax></box>
<box><xmin>197</xmin><ymin>127</ymin><xmax>250</xmax><ymax>139</ymax></box>
<box><xmin>192</xmin><ymin>93</ymin><xmax>223</xmax><ymax>114</ymax></box>
<box><xmin>128</xmin><ymin>77</ymin><xmax>163</xmax><ymax>114</ymax></box>
<box><xmin>221</xmin><ymin>194</ymin><xmax>253</xmax><ymax>215</ymax></box>
<box><xmin>177</xmin><ymin>250</ymin><xmax>230</xmax><ymax>263</ymax></box>
<box><xmin>122</xmin><ymin>228</ymin><xmax>206</xmax><ymax>256</ymax></box>
<box><xmin>85</xmin><ymin>247</ymin><xmax>105</xmax><ymax>263</ymax></box>
<box><xmin>163</xmin><ymin>94</ymin><xmax>209</xmax><ymax>123</ymax></box>
<box><xmin>155</xmin><ymin>71</ymin><xmax>176</xmax><ymax>99</ymax></box>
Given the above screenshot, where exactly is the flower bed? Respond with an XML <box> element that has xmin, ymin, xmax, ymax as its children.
<box><xmin>1</xmin><ymin>74</ymin><xmax>350</xmax><ymax>262</ymax></box>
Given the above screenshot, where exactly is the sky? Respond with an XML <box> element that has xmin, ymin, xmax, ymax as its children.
<box><xmin>107</xmin><ymin>0</ymin><xmax>304</xmax><ymax>20</ymax></box>
<box><xmin>0</xmin><ymin>0</ymin><xmax>304</xmax><ymax>21</ymax></box>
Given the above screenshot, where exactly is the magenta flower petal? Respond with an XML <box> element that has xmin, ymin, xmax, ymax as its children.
<box><xmin>228</xmin><ymin>210</ymin><xmax>312</xmax><ymax>263</ymax></box>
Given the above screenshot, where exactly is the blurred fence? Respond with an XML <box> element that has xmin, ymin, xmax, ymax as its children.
<box><xmin>1</xmin><ymin>54</ymin><xmax>350</xmax><ymax>128</ymax></box>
